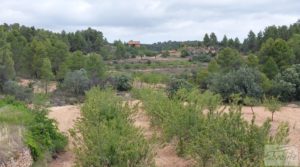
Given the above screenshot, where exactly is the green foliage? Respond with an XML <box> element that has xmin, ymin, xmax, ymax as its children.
<box><xmin>216</xmin><ymin>47</ymin><xmax>244</xmax><ymax>71</ymax></box>
<box><xmin>288</xmin><ymin>34</ymin><xmax>300</xmax><ymax>64</ymax></box>
<box><xmin>161</xmin><ymin>51</ymin><xmax>170</xmax><ymax>58</ymax></box>
<box><xmin>203</xmin><ymin>33</ymin><xmax>210</xmax><ymax>47</ymax></box>
<box><xmin>207</xmin><ymin>59</ymin><xmax>220</xmax><ymax>73</ymax></box>
<box><xmin>115</xmin><ymin>75</ymin><xmax>133</xmax><ymax>91</ymax></box>
<box><xmin>209</xmin><ymin>67</ymin><xmax>264</xmax><ymax>100</ymax></box>
<box><xmin>26</xmin><ymin>110</ymin><xmax>68</xmax><ymax>160</ymax></box>
<box><xmin>209</xmin><ymin>32</ymin><xmax>218</xmax><ymax>46</ymax></box>
<box><xmin>0</xmin><ymin>44</ymin><xmax>16</xmax><ymax>87</ymax></box>
<box><xmin>73</xmin><ymin>88</ymin><xmax>152</xmax><ymax>167</ymax></box>
<box><xmin>191</xmin><ymin>53</ymin><xmax>212</xmax><ymax>62</ymax></box>
<box><xmin>271</xmin><ymin>64</ymin><xmax>300</xmax><ymax>101</ymax></box>
<box><xmin>263</xmin><ymin>96</ymin><xmax>281</xmax><ymax>121</ymax></box>
<box><xmin>221</xmin><ymin>35</ymin><xmax>228</xmax><ymax>47</ymax></box>
<box><xmin>111</xmin><ymin>60</ymin><xmax>193</xmax><ymax>70</ymax></box>
<box><xmin>2</xmin><ymin>80</ymin><xmax>33</xmax><ymax>102</ymax></box>
<box><xmin>259</xmin><ymin>38</ymin><xmax>294</xmax><ymax>70</ymax></box>
<box><xmin>66</xmin><ymin>51</ymin><xmax>85</xmax><ymax>71</ymax></box>
<box><xmin>166</xmin><ymin>78</ymin><xmax>193</xmax><ymax>98</ymax></box>
<box><xmin>0</xmin><ymin>98</ymin><xmax>67</xmax><ymax>161</ymax></box>
<box><xmin>246</xmin><ymin>54</ymin><xmax>259</xmax><ymax>69</ymax></box>
<box><xmin>262</xmin><ymin>57</ymin><xmax>279</xmax><ymax>79</ymax></box>
<box><xmin>84</xmin><ymin>53</ymin><xmax>106</xmax><ymax>79</ymax></box>
<box><xmin>133</xmin><ymin>72</ymin><xmax>170</xmax><ymax>84</ymax></box>
<box><xmin>243</xmin><ymin>30</ymin><xmax>258</xmax><ymax>52</ymax></box>
<box><xmin>62</xmin><ymin>69</ymin><xmax>90</xmax><ymax>95</ymax></box>
<box><xmin>40</xmin><ymin>58</ymin><xmax>54</xmax><ymax>94</ymax></box>
<box><xmin>243</xmin><ymin>96</ymin><xmax>260</xmax><ymax>114</ymax></box>
<box><xmin>133</xmin><ymin>88</ymin><xmax>289</xmax><ymax>166</ymax></box>
<box><xmin>180</xmin><ymin>49</ymin><xmax>189</xmax><ymax>58</ymax></box>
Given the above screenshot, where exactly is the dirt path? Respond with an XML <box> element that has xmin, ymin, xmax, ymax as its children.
<box><xmin>48</xmin><ymin>105</ymin><xmax>80</xmax><ymax>167</ymax></box>
<box><xmin>129</xmin><ymin>100</ymin><xmax>194</xmax><ymax>167</ymax></box>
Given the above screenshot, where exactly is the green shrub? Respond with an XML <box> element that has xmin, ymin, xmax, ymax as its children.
<box><xmin>0</xmin><ymin>98</ymin><xmax>67</xmax><ymax>161</ymax></box>
<box><xmin>72</xmin><ymin>88</ymin><xmax>152</xmax><ymax>167</ymax></box>
<box><xmin>115</xmin><ymin>75</ymin><xmax>132</xmax><ymax>91</ymax></box>
<box><xmin>181</xmin><ymin>49</ymin><xmax>190</xmax><ymax>58</ymax></box>
<box><xmin>134</xmin><ymin>88</ymin><xmax>289</xmax><ymax>166</ymax></box>
<box><xmin>62</xmin><ymin>69</ymin><xmax>90</xmax><ymax>95</ymax></box>
<box><xmin>209</xmin><ymin>67</ymin><xmax>263</xmax><ymax>100</ymax></box>
<box><xmin>161</xmin><ymin>51</ymin><xmax>170</xmax><ymax>58</ymax></box>
<box><xmin>191</xmin><ymin>54</ymin><xmax>212</xmax><ymax>62</ymax></box>
<box><xmin>166</xmin><ymin>78</ymin><xmax>193</xmax><ymax>98</ymax></box>
<box><xmin>270</xmin><ymin>64</ymin><xmax>300</xmax><ymax>101</ymax></box>
<box><xmin>2</xmin><ymin>80</ymin><xmax>33</xmax><ymax>102</ymax></box>
<box><xmin>134</xmin><ymin>72</ymin><xmax>170</xmax><ymax>84</ymax></box>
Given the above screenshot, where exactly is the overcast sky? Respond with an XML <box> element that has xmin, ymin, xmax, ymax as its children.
<box><xmin>0</xmin><ymin>0</ymin><xmax>299</xmax><ymax>44</ymax></box>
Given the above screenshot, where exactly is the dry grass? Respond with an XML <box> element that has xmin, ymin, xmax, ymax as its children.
<box><xmin>0</xmin><ymin>124</ymin><xmax>24</xmax><ymax>162</ymax></box>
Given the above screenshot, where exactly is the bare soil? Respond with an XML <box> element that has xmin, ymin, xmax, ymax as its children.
<box><xmin>19</xmin><ymin>79</ymin><xmax>57</xmax><ymax>93</ymax></box>
<box><xmin>48</xmin><ymin>105</ymin><xmax>80</xmax><ymax>167</ymax></box>
<box><xmin>241</xmin><ymin>104</ymin><xmax>300</xmax><ymax>163</ymax></box>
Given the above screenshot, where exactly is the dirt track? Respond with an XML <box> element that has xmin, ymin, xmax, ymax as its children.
<box><xmin>48</xmin><ymin>105</ymin><xmax>80</xmax><ymax>167</ymax></box>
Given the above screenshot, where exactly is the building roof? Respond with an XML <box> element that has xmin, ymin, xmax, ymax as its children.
<box><xmin>128</xmin><ymin>40</ymin><xmax>141</xmax><ymax>45</ymax></box>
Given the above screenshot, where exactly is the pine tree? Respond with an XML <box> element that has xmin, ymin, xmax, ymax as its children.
<box><xmin>221</xmin><ymin>35</ymin><xmax>228</xmax><ymax>47</ymax></box>
<box><xmin>40</xmin><ymin>58</ymin><xmax>54</xmax><ymax>94</ymax></box>
<box><xmin>0</xmin><ymin>44</ymin><xmax>16</xmax><ymax>87</ymax></box>
<box><xmin>210</xmin><ymin>32</ymin><xmax>218</xmax><ymax>46</ymax></box>
<box><xmin>203</xmin><ymin>33</ymin><xmax>210</xmax><ymax>47</ymax></box>
<box><xmin>262</xmin><ymin>57</ymin><xmax>279</xmax><ymax>79</ymax></box>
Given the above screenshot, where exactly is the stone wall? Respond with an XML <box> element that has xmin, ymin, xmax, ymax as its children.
<box><xmin>0</xmin><ymin>148</ymin><xmax>33</xmax><ymax>167</ymax></box>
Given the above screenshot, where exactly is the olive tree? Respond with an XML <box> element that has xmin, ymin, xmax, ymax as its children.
<box><xmin>62</xmin><ymin>69</ymin><xmax>90</xmax><ymax>95</ymax></box>
<box><xmin>209</xmin><ymin>67</ymin><xmax>263</xmax><ymax>101</ymax></box>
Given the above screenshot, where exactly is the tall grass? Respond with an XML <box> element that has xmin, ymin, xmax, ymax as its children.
<box><xmin>0</xmin><ymin>125</ymin><xmax>24</xmax><ymax>162</ymax></box>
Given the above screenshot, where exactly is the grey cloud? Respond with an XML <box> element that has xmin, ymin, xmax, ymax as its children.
<box><xmin>0</xmin><ymin>0</ymin><xmax>299</xmax><ymax>43</ymax></box>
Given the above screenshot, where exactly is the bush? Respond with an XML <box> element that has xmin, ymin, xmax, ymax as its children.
<box><xmin>0</xmin><ymin>98</ymin><xmax>67</xmax><ymax>161</ymax></box>
<box><xmin>62</xmin><ymin>69</ymin><xmax>90</xmax><ymax>95</ymax></box>
<box><xmin>166</xmin><ymin>78</ymin><xmax>193</xmax><ymax>98</ymax></box>
<box><xmin>191</xmin><ymin>53</ymin><xmax>212</xmax><ymax>62</ymax></box>
<box><xmin>72</xmin><ymin>88</ymin><xmax>152</xmax><ymax>166</ymax></box>
<box><xmin>133</xmin><ymin>72</ymin><xmax>170</xmax><ymax>84</ymax></box>
<box><xmin>270</xmin><ymin>64</ymin><xmax>300</xmax><ymax>101</ymax></box>
<box><xmin>161</xmin><ymin>51</ymin><xmax>170</xmax><ymax>58</ymax></box>
<box><xmin>134</xmin><ymin>88</ymin><xmax>289</xmax><ymax>166</ymax></box>
<box><xmin>115</xmin><ymin>75</ymin><xmax>132</xmax><ymax>91</ymax></box>
<box><xmin>2</xmin><ymin>80</ymin><xmax>33</xmax><ymax>102</ymax></box>
<box><xmin>268</xmin><ymin>80</ymin><xmax>296</xmax><ymax>101</ymax></box>
<box><xmin>26</xmin><ymin>110</ymin><xmax>68</xmax><ymax>160</ymax></box>
<box><xmin>181</xmin><ymin>49</ymin><xmax>190</xmax><ymax>58</ymax></box>
<box><xmin>209</xmin><ymin>67</ymin><xmax>264</xmax><ymax>100</ymax></box>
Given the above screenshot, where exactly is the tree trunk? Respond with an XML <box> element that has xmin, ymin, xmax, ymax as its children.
<box><xmin>272</xmin><ymin>112</ymin><xmax>274</xmax><ymax>121</ymax></box>
<box><xmin>251</xmin><ymin>106</ymin><xmax>254</xmax><ymax>115</ymax></box>
<box><xmin>45</xmin><ymin>81</ymin><xmax>48</xmax><ymax>94</ymax></box>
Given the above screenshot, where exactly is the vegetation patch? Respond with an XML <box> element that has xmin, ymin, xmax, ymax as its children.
<box><xmin>72</xmin><ymin>88</ymin><xmax>153</xmax><ymax>166</ymax></box>
<box><xmin>0</xmin><ymin>97</ymin><xmax>67</xmax><ymax>163</ymax></box>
